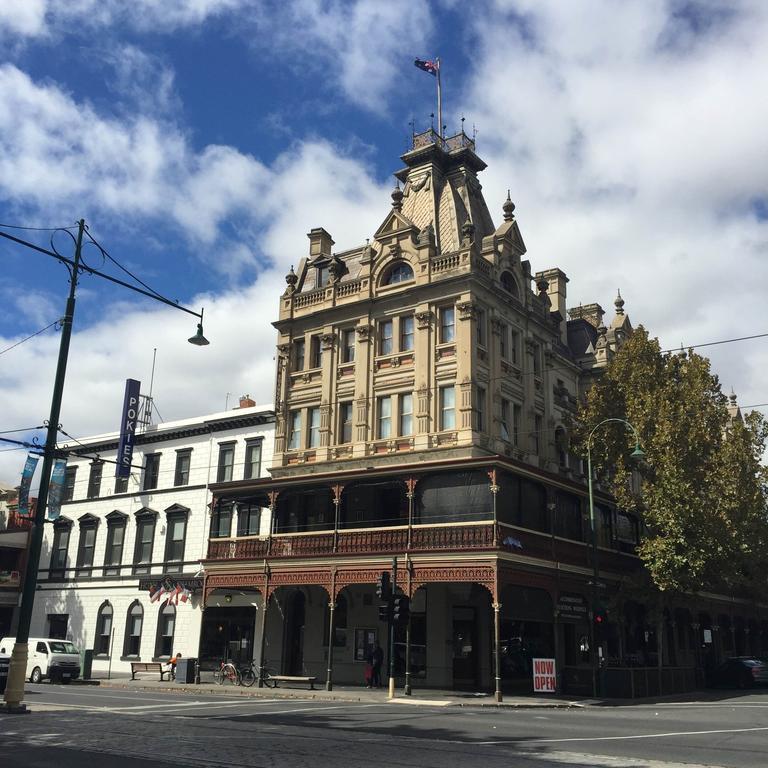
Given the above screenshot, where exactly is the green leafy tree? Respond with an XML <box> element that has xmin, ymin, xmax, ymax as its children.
<box><xmin>574</xmin><ymin>327</ymin><xmax>768</xmax><ymax>596</ymax></box>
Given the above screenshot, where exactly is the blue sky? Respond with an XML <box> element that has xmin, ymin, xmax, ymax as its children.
<box><xmin>1</xmin><ymin>0</ymin><xmax>768</xmax><ymax>482</ymax></box>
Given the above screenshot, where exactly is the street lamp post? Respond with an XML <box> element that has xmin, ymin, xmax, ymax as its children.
<box><xmin>586</xmin><ymin>418</ymin><xmax>644</xmax><ymax>698</ymax></box>
<box><xmin>2</xmin><ymin>220</ymin><xmax>209</xmax><ymax>713</ymax></box>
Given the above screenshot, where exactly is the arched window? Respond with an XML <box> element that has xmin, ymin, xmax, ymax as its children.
<box><xmin>500</xmin><ymin>271</ymin><xmax>519</xmax><ymax>297</ymax></box>
<box><xmin>94</xmin><ymin>601</ymin><xmax>113</xmax><ymax>656</ymax></box>
<box><xmin>123</xmin><ymin>601</ymin><xmax>143</xmax><ymax>657</ymax></box>
<box><xmin>155</xmin><ymin>603</ymin><xmax>176</xmax><ymax>659</ymax></box>
<box><xmin>383</xmin><ymin>262</ymin><xmax>414</xmax><ymax>285</ymax></box>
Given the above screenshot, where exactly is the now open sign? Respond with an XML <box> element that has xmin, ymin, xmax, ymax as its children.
<box><xmin>532</xmin><ymin>658</ymin><xmax>557</xmax><ymax>693</ymax></box>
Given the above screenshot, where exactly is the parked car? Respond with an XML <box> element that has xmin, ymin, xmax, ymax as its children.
<box><xmin>0</xmin><ymin>637</ymin><xmax>81</xmax><ymax>684</ymax></box>
<box><xmin>710</xmin><ymin>657</ymin><xmax>768</xmax><ymax>689</ymax></box>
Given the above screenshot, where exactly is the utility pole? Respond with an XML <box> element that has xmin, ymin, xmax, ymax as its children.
<box><xmin>3</xmin><ymin>220</ymin><xmax>85</xmax><ymax>712</ymax></box>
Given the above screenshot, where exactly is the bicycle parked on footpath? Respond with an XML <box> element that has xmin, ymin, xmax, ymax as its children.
<box><xmin>213</xmin><ymin>660</ymin><xmax>240</xmax><ymax>686</ymax></box>
<box><xmin>238</xmin><ymin>660</ymin><xmax>277</xmax><ymax>688</ymax></box>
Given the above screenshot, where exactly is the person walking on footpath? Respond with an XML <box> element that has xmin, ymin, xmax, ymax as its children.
<box><xmin>371</xmin><ymin>642</ymin><xmax>384</xmax><ymax>688</ymax></box>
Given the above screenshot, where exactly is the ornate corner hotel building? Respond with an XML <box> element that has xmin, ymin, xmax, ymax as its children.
<box><xmin>201</xmin><ymin>128</ymin><xmax>673</xmax><ymax>697</ymax></box>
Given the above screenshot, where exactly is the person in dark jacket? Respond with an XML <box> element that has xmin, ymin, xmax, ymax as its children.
<box><xmin>371</xmin><ymin>643</ymin><xmax>384</xmax><ymax>688</ymax></box>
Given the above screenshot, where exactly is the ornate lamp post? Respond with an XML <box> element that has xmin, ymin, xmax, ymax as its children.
<box><xmin>586</xmin><ymin>418</ymin><xmax>645</xmax><ymax>697</ymax></box>
<box><xmin>2</xmin><ymin>220</ymin><xmax>209</xmax><ymax>713</ymax></box>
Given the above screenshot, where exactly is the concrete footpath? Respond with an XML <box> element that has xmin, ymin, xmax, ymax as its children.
<box><xmin>78</xmin><ymin>673</ymin><xmax>716</xmax><ymax>709</ymax></box>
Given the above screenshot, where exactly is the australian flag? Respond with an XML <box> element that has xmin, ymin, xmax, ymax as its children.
<box><xmin>414</xmin><ymin>58</ymin><xmax>438</xmax><ymax>76</ymax></box>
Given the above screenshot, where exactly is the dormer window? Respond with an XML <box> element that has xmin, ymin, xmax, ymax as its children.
<box><xmin>383</xmin><ymin>262</ymin><xmax>413</xmax><ymax>285</ymax></box>
<box><xmin>501</xmin><ymin>271</ymin><xmax>519</xmax><ymax>297</ymax></box>
<box><xmin>317</xmin><ymin>265</ymin><xmax>329</xmax><ymax>287</ymax></box>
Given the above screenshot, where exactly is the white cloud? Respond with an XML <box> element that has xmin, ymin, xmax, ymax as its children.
<box><xmin>0</xmin><ymin>0</ymin><xmax>433</xmax><ymax>111</ymax></box>
<box><xmin>0</xmin><ymin>66</ymin><xmax>392</xmax><ymax>483</ymax></box>
<box><xmin>461</xmin><ymin>0</ymin><xmax>768</xmax><ymax>410</ymax></box>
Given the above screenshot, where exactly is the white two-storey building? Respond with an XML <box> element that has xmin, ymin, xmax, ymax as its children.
<box><xmin>29</xmin><ymin>396</ymin><xmax>274</xmax><ymax>677</ymax></box>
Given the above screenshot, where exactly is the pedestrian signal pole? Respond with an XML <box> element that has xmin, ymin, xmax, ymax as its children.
<box><xmin>388</xmin><ymin>557</ymin><xmax>397</xmax><ymax>698</ymax></box>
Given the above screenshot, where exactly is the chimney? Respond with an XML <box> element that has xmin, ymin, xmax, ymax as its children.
<box><xmin>307</xmin><ymin>227</ymin><xmax>334</xmax><ymax>259</ymax></box>
<box><xmin>568</xmin><ymin>302</ymin><xmax>605</xmax><ymax>330</ymax></box>
<box><xmin>536</xmin><ymin>268</ymin><xmax>569</xmax><ymax>345</ymax></box>
<box><xmin>238</xmin><ymin>394</ymin><xmax>256</xmax><ymax>409</ymax></box>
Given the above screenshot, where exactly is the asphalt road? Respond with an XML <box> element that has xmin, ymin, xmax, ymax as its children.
<box><xmin>2</xmin><ymin>684</ymin><xmax>768</xmax><ymax>768</ymax></box>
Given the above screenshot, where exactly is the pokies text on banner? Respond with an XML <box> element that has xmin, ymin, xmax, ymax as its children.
<box><xmin>116</xmin><ymin>378</ymin><xmax>141</xmax><ymax>478</ymax></box>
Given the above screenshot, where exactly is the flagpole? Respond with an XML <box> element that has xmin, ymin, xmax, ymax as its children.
<box><xmin>436</xmin><ymin>57</ymin><xmax>443</xmax><ymax>140</ymax></box>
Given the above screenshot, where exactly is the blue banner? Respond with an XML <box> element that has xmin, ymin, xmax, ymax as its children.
<box><xmin>18</xmin><ymin>453</ymin><xmax>39</xmax><ymax>516</ymax></box>
<box><xmin>47</xmin><ymin>459</ymin><xmax>68</xmax><ymax>520</ymax></box>
<box><xmin>116</xmin><ymin>378</ymin><xmax>141</xmax><ymax>478</ymax></box>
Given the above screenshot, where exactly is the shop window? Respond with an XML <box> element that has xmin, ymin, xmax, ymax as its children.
<box><xmin>415</xmin><ymin>471</ymin><xmax>492</xmax><ymax>524</ymax></box>
<box><xmin>143</xmin><ymin>454</ymin><xmax>160</xmax><ymax>491</ymax></box>
<box><xmin>87</xmin><ymin>461</ymin><xmax>103</xmax><ymax>498</ymax></box>
<box><xmin>164</xmin><ymin>510</ymin><xmax>187</xmax><ymax>572</ymax></box>
<box><xmin>293</xmin><ymin>338</ymin><xmax>305</xmax><ymax>371</ymax></box>
<box><xmin>155</xmin><ymin>603</ymin><xmax>176</xmax><ymax>659</ymax></box>
<box><xmin>237</xmin><ymin>504</ymin><xmax>262</xmax><ymax>536</ymax></box>
<box><xmin>287</xmin><ymin>410</ymin><xmax>302</xmax><ymax>450</ymax></box>
<box><xmin>123</xmin><ymin>601</ymin><xmax>143</xmax><ymax>658</ymax></box>
<box><xmin>50</xmin><ymin>519</ymin><xmax>72</xmax><ymax>579</ymax></box>
<box><xmin>340</xmin><ymin>480</ymin><xmax>408</xmax><ymax>529</ymax></box>
<box><xmin>104</xmin><ymin>512</ymin><xmax>126</xmax><ymax>577</ymax></box>
<box><xmin>341</xmin><ymin>328</ymin><xmax>356</xmax><ymax>363</ymax></box>
<box><xmin>377</xmin><ymin>396</ymin><xmax>392</xmax><ymax>439</ymax></box>
<box><xmin>174</xmin><ymin>449</ymin><xmax>191</xmax><ymax>486</ymax></box>
<box><xmin>308</xmin><ymin>407</ymin><xmax>321</xmax><ymax>448</ymax></box>
<box><xmin>554</xmin><ymin>491</ymin><xmax>583</xmax><ymax>541</ymax></box>
<box><xmin>439</xmin><ymin>385</ymin><xmax>455</xmax><ymax>430</ymax></box>
<box><xmin>439</xmin><ymin>306</ymin><xmax>455</xmax><ymax>343</ymax></box>
<box><xmin>275</xmin><ymin>487</ymin><xmax>334</xmax><ymax>533</ymax></box>
<box><xmin>400</xmin><ymin>316</ymin><xmax>414</xmax><ymax>351</ymax></box>
<box><xmin>210</xmin><ymin>502</ymin><xmax>233</xmax><ymax>538</ymax></box>
<box><xmin>339</xmin><ymin>402</ymin><xmax>353</xmax><ymax>444</ymax></box>
<box><xmin>63</xmin><ymin>466</ymin><xmax>77</xmax><ymax>502</ymax></box>
<box><xmin>132</xmin><ymin>511</ymin><xmax>156</xmax><ymax>574</ymax></box>
<box><xmin>379</xmin><ymin>320</ymin><xmax>393</xmax><ymax>355</ymax></box>
<box><xmin>243</xmin><ymin>440</ymin><xmax>262</xmax><ymax>480</ymax></box>
<box><xmin>383</xmin><ymin>262</ymin><xmax>413</xmax><ymax>285</ymax></box>
<box><xmin>310</xmin><ymin>335</ymin><xmax>322</xmax><ymax>368</ymax></box>
<box><xmin>75</xmin><ymin>515</ymin><xmax>99</xmax><ymax>577</ymax></box>
<box><xmin>94</xmin><ymin>602</ymin><xmax>113</xmax><ymax>656</ymax></box>
<box><xmin>217</xmin><ymin>443</ymin><xmax>235</xmax><ymax>482</ymax></box>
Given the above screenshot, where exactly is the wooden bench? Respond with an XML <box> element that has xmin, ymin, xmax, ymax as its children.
<box><xmin>269</xmin><ymin>674</ymin><xmax>317</xmax><ymax>690</ymax></box>
<box><xmin>130</xmin><ymin>662</ymin><xmax>169</xmax><ymax>681</ymax></box>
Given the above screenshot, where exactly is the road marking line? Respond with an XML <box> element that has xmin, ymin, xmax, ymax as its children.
<box><xmin>476</xmin><ymin>725</ymin><xmax>768</xmax><ymax>746</ymax></box>
<box><xmin>206</xmin><ymin>703</ymin><xmax>383</xmax><ymax>718</ymax></box>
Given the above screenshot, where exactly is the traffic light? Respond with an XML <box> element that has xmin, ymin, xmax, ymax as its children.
<box><xmin>393</xmin><ymin>596</ymin><xmax>410</xmax><ymax>625</ymax></box>
<box><xmin>593</xmin><ymin>604</ymin><xmax>607</xmax><ymax>626</ymax></box>
<box><xmin>378</xmin><ymin>602</ymin><xmax>393</xmax><ymax>622</ymax></box>
<box><xmin>375</xmin><ymin>571</ymin><xmax>391</xmax><ymax>600</ymax></box>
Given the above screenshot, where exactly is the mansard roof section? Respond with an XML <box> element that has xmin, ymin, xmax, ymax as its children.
<box><xmin>393</xmin><ymin>129</ymin><xmax>496</xmax><ymax>255</ymax></box>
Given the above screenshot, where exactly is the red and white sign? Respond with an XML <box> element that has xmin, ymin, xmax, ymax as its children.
<box><xmin>532</xmin><ymin>657</ymin><xmax>557</xmax><ymax>693</ymax></box>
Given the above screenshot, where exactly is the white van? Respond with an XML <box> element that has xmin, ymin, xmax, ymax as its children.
<box><xmin>0</xmin><ymin>637</ymin><xmax>81</xmax><ymax>683</ymax></box>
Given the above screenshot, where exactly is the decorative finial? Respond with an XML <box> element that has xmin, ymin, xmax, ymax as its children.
<box><xmin>502</xmin><ymin>190</ymin><xmax>515</xmax><ymax>221</ymax></box>
<box><xmin>285</xmin><ymin>265</ymin><xmax>298</xmax><ymax>293</ymax></box>
<box><xmin>430</xmin><ymin>112</ymin><xmax>435</xmax><ymax>130</ymax></box>
<box><xmin>730</xmin><ymin>389</ymin><xmax>738</xmax><ymax>405</ymax></box>
<box><xmin>391</xmin><ymin>182</ymin><xmax>403</xmax><ymax>211</ymax></box>
<box><xmin>614</xmin><ymin>289</ymin><xmax>625</xmax><ymax>316</ymax></box>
